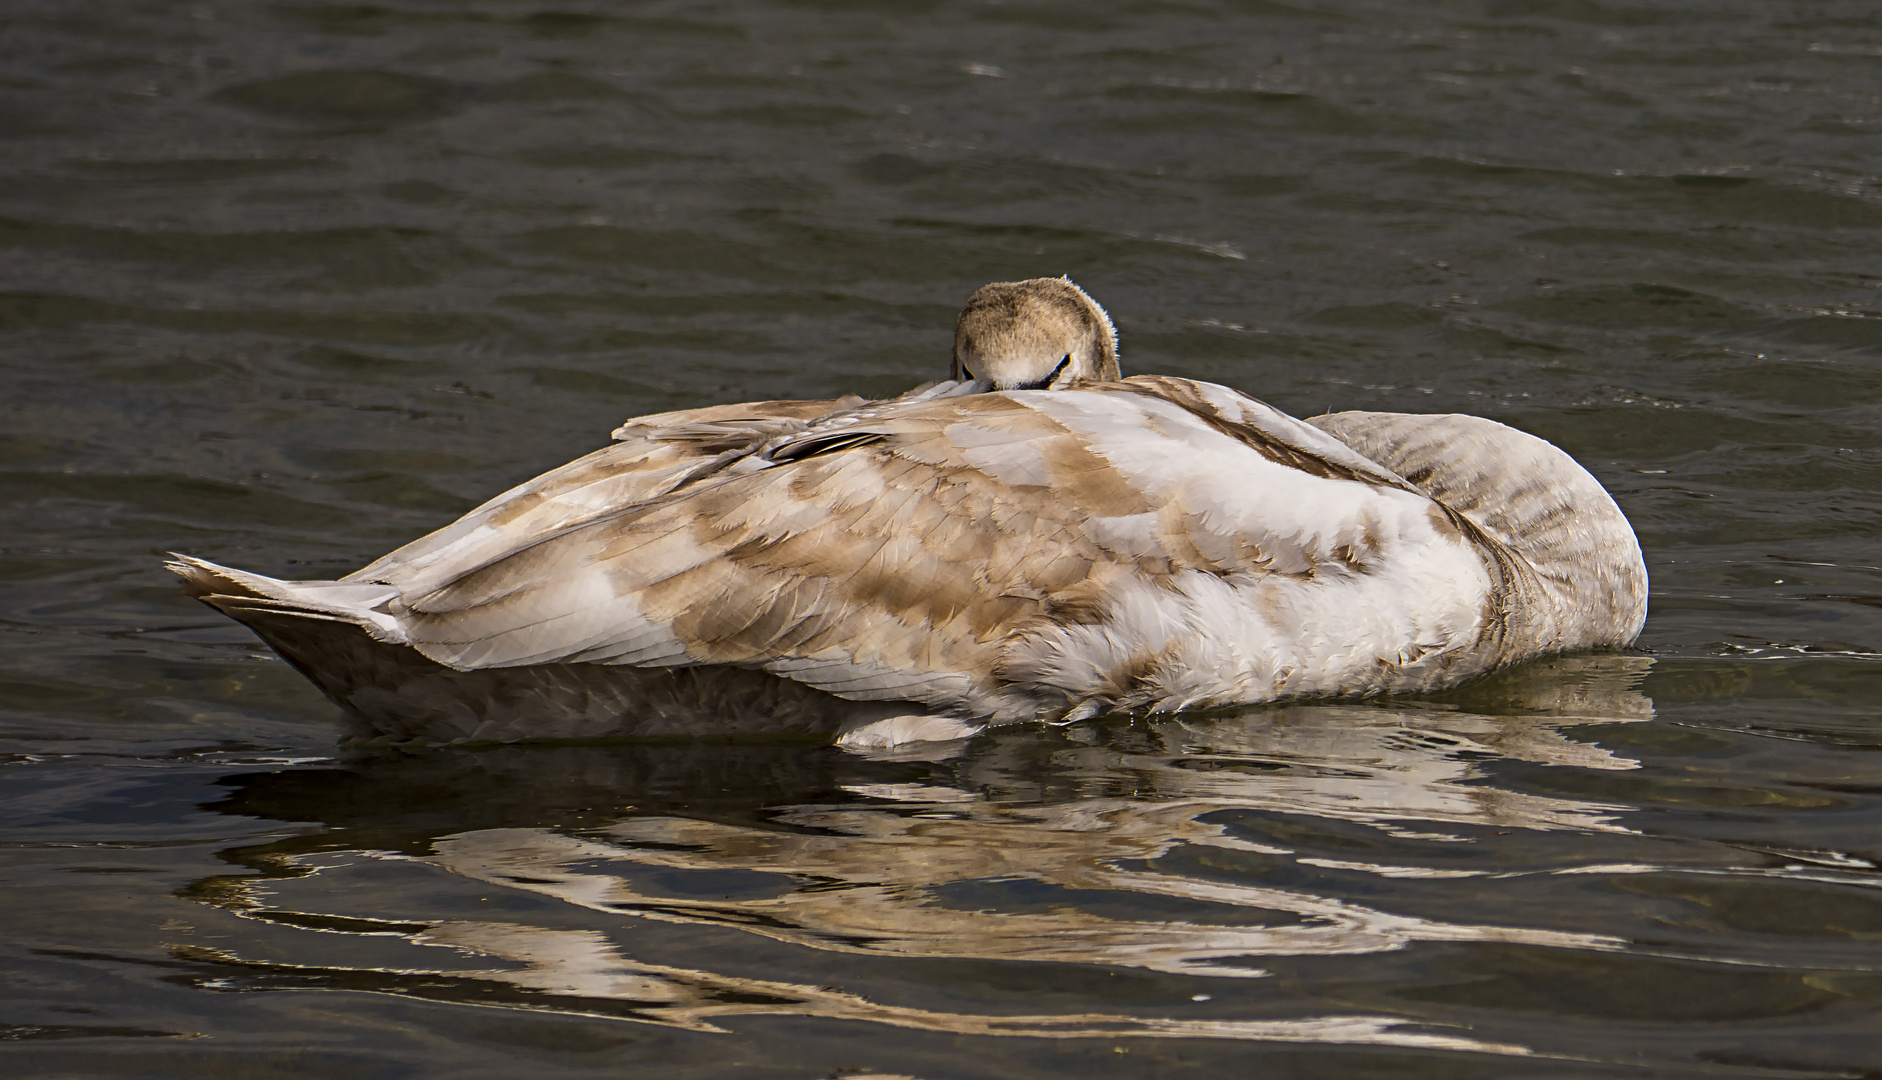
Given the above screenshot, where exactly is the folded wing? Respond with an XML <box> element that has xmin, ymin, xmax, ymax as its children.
<box><xmin>343</xmin><ymin>394</ymin><xmax>863</xmax><ymax>599</ymax></box>
<box><xmin>356</xmin><ymin>379</ymin><xmax>1493</xmax><ymax>720</ymax></box>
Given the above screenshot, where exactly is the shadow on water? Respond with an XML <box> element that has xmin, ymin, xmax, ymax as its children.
<box><xmin>156</xmin><ymin>654</ymin><xmax>1740</xmax><ymax>1064</ymax></box>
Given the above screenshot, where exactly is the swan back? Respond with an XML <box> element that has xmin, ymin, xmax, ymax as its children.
<box><xmin>296</xmin><ymin>378</ymin><xmax>1507</xmax><ymax>720</ymax></box>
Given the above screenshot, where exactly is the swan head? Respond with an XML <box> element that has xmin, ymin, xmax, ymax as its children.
<box><xmin>951</xmin><ymin>276</ymin><xmax>1121</xmax><ymax>390</ymax></box>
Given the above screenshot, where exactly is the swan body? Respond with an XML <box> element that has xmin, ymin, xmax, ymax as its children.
<box><xmin>172</xmin><ymin>277</ymin><xmax>1645</xmax><ymax>747</ymax></box>
<box><xmin>172</xmin><ymin>372</ymin><xmax>1645</xmax><ymax>748</ymax></box>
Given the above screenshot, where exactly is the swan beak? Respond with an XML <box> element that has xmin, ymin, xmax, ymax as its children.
<box><xmin>1000</xmin><ymin>353</ymin><xmax>1075</xmax><ymax>392</ymax></box>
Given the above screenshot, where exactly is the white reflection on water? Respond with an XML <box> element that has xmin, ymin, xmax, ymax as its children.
<box><xmin>426</xmin><ymin>819</ymin><xmax>1619</xmax><ymax>981</ymax></box>
<box><xmin>181</xmin><ymin>655</ymin><xmax>1653</xmax><ymax>1050</ymax></box>
<box><xmin>410</xmin><ymin>657</ymin><xmax>1655</xmax><ymax>980</ymax></box>
<box><xmin>176</xmin><ymin>920</ymin><xmax>1527</xmax><ymax>1053</ymax></box>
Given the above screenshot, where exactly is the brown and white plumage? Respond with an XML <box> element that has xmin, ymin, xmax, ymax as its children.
<box><xmin>170</xmin><ymin>369</ymin><xmax>1646</xmax><ymax>748</ymax></box>
<box><xmin>315</xmin><ymin>275</ymin><xmax>1121</xmax><ymax>626</ymax></box>
<box><xmin>171</xmin><ymin>277</ymin><xmax>1645</xmax><ymax>747</ymax></box>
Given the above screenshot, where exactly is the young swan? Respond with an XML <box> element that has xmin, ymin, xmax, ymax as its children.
<box><xmin>167</xmin><ymin>276</ymin><xmax>1644</xmax><ymax>759</ymax></box>
<box><xmin>950</xmin><ymin>276</ymin><xmax>1121</xmax><ymax>389</ymax></box>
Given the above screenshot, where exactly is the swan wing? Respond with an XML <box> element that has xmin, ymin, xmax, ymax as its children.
<box><xmin>343</xmin><ymin>395</ymin><xmax>863</xmax><ymax>595</ymax></box>
<box><xmin>608</xmin><ymin>394</ymin><xmax>864</xmax><ymax>441</ymax></box>
<box><xmin>375</xmin><ymin>379</ymin><xmax>1496</xmax><ymax>719</ymax></box>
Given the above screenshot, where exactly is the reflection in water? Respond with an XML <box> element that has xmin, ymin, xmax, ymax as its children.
<box><xmin>182</xmin><ymin>656</ymin><xmax>1653</xmax><ymax>1055</ymax></box>
<box><xmin>172</xmin><ymin>923</ymin><xmax>1525</xmax><ymax>1053</ymax></box>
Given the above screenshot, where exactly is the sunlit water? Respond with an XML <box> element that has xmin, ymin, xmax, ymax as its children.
<box><xmin>4</xmin><ymin>1</ymin><xmax>1881</xmax><ymax>1076</ymax></box>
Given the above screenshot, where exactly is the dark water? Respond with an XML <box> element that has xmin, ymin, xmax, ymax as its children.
<box><xmin>4</xmin><ymin>1</ymin><xmax>1881</xmax><ymax>1075</ymax></box>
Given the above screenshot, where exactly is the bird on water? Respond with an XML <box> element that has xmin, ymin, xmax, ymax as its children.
<box><xmin>170</xmin><ymin>276</ymin><xmax>1647</xmax><ymax>750</ymax></box>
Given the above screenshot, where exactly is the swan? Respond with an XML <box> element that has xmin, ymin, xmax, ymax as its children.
<box><xmin>170</xmin><ymin>278</ymin><xmax>1647</xmax><ymax>750</ymax></box>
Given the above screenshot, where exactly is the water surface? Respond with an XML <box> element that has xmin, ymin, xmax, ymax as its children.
<box><xmin>3</xmin><ymin>1</ymin><xmax>1881</xmax><ymax>1076</ymax></box>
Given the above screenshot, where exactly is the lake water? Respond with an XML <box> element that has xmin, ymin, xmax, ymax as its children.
<box><xmin>4</xmin><ymin>1</ymin><xmax>1881</xmax><ymax>1076</ymax></box>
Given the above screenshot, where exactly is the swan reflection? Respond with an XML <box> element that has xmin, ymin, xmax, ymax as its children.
<box><xmin>422</xmin><ymin>657</ymin><xmax>1648</xmax><ymax>977</ymax></box>
<box><xmin>183</xmin><ymin>654</ymin><xmax>1652</xmax><ymax>1052</ymax></box>
<box><xmin>173</xmin><ymin>920</ymin><xmax>1523</xmax><ymax>1053</ymax></box>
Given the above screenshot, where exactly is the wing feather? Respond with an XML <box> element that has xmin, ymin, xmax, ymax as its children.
<box><xmin>363</xmin><ymin>380</ymin><xmax>1496</xmax><ymax>720</ymax></box>
<box><xmin>347</xmin><ymin>395</ymin><xmax>861</xmax><ymax>594</ymax></box>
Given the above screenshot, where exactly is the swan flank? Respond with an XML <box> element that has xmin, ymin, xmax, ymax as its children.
<box><xmin>170</xmin><ymin>278</ymin><xmax>1647</xmax><ymax>750</ymax></box>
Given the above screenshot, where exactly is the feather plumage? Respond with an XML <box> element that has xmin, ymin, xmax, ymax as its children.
<box><xmin>171</xmin><ymin>375</ymin><xmax>1646</xmax><ymax>746</ymax></box>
